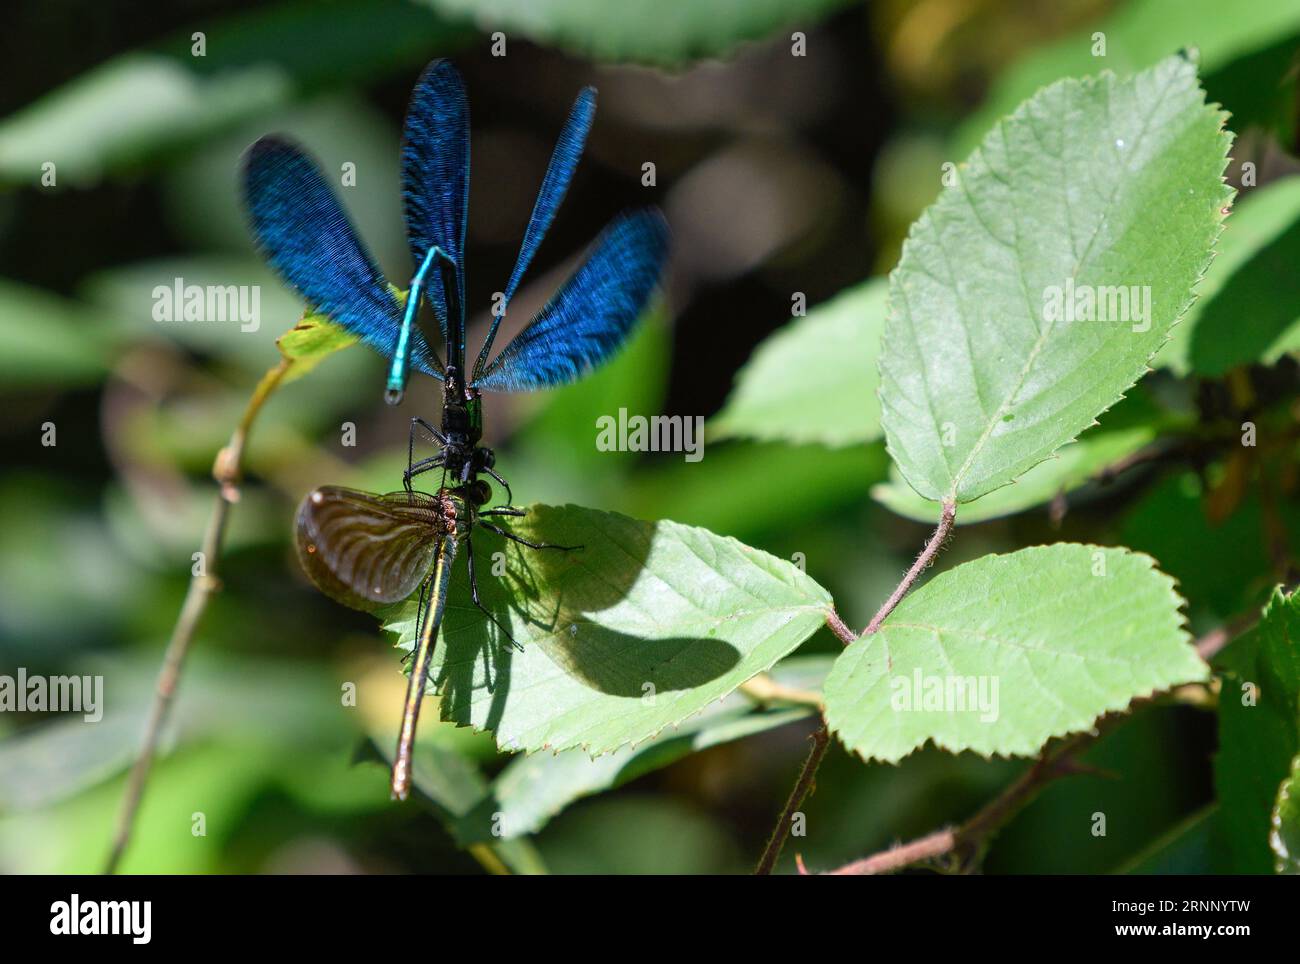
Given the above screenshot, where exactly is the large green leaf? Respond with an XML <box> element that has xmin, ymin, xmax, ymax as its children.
<box><xmin>824</xmin><ymin>544</ymin><xmax>1206</xmax><ymax>762</ymax></box>
<box><xmin>451</xmin><ymin>654</ymin><xmax>827</xmax><ymax>841</ymax></box>
<box><xmin>420</xmin><ymin>0</ymin><xmax>854</xmax><ymax>66</ymax></box>
<box><xmin>954</xmin><ymin>0</ymin><xmax>1300</xmax><ymax>156</ymax></box>
<box><xmin>381</xmin><ymin>505</ymin><xmax>832</xmax><ymax>755</ymax></box>
<box><xmin>711</xmin><ymin>279</ymin><xmax>886</xmax><ymax>447</ymax></box>
<box><xmin>0</xmin><ymin>0</ymin><xmax>465</xmax><ymax>186</ymax></box>
<box><xmin>1156</xmin><ymin>175</ymin><xmax>1300</xmax><ymax>375</ymax></box>
<box><xmin>1214</xmin><ymin>587</ymin><xmax>1300</xmax><ymax>873</ymax></box>
<box><xmin>1272</xmin><ymin>755</ymin><xmax>1300</xmax><ymax>874</ymax></box>
<box><xmin>879</xmin><ymin>55</ymin><xmax>1232</xmax><ymax>505</ymax></box>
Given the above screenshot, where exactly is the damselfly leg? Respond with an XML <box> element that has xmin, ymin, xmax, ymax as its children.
<box><xmin>404</xmin><ymin>416</ymin><xmax>448</xmax><ymax>494</ymax></box>
<box><xmin>479</xmin><ymin>520</ymin><xmax>582</xmax><ymax>552</ymax></box>
<box><xmin>464</xmin><ymin>534</ymin><xmax>524</xmax><ymax>652</ymax></box>
<box><xmin>402</xmin><ymin>564</ymin><xmax>437</xmax><ymax>668</ymax></box>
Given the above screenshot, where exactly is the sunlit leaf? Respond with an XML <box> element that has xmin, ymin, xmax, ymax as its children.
<box><xmin>824</xmin><ymin>544</ymin><xmax>1206</xmax><ymax>762</ymax></box>
<box><xmin>380</xmin><ymin>504</ymin><xmax>832</xmax><ymax>755</ymax></box>
<box><xmin>880</xmin><ymin>56</ymin><xmax>1232</xmax><ymax>505</ymax></box>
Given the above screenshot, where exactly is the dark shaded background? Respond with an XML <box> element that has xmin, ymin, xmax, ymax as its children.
<box><xmin>0</xmin><ymin>0</ymin><xmax>1293</xmax><ymax>873</ymax></box>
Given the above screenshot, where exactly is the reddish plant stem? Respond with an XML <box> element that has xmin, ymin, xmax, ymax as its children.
<box><xmin>825</xmin><ymin>608</ymin><xmax>857</xmax><ymax>645</ymax></box>
<box><xmin>864</xmin><ymin>500</ymin><xmax>956</xmax><ymax>635</ymax></box>
<box><xmin>753</xmin><ymin>725</ymin><xmax>830</xmax><ymax>876</ymax></box>
<box><xmin>754</xmin><ymin>502</ymin><xmax>957</xmax><ymax>875</ymax></box>
<box><xmin>825</xmin><ymin>732</ymin><xmax>1088</xmax><ymax>875</ymax></box>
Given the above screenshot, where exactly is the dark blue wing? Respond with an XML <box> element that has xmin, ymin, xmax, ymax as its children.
<box><xmin>401</xmin><ymin>59</ymin><xmax>470</xmax><ymax>370</ymax></box>
<box><xmin>473</xmin><ymin>210</ymin><xmax>669</xmax><ymax>393</ymax></box>
<box><xmin>241</xmin><ymin>136</ymin><xmax>442</xmax><ymax>377</ymax></box>
<box><xmin>473</xmin><ymin>86</ymin><xmax>597</xmax><ymax>382</ymax></box>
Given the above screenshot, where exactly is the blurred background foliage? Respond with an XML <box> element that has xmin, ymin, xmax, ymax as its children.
<box><xmin>1</xmin><ymin>0</ymin><xmax>1298</xmax><ymax>874</ymax></box>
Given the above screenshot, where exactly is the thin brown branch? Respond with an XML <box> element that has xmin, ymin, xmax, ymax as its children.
<box><xmin>104</xmin><ymin>358</ymin><xmax>290</xmax><ymax>875</ymax></box>
<box><xmin>755</xmin><ymin>505</ymin><xmax>957</xmax><ymax>875</ymax></box>
<box><xmin>825</xmin><ymin>731</ymin><xmax>1091</xmax><ymax>876</ymax></box>
<box><xmin>825</xmin><ymin>828</ymin><xmax>956</xmax><ymax>876</ymax></box>
<box><xmin>754</xmin><ymin>725</ymin><xmax>829</xmax><ymax>875</ymax></box>
<box><xmin>1195</xmin><ymin>611</ymin><xmax>1257</xmax><ymax>662</ymax></box>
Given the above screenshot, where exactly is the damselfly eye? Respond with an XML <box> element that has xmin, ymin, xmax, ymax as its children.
<box><xmin>468</xmin><ymin>479</ymin><xmax>491</xmax><ymax>506</ymax></box>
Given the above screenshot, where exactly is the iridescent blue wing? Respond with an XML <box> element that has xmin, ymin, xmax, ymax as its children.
<box><xmin>401</xmin><ymin>59</ymin><xmax>470</xmax><ymax>370</ymax></box>
<box><xmin>241</xmin><ymin>136</ymin><xmax>442</xmax><ymax>377</ymax></box>
<box><xmin>473</xmin><ymin>210</ymin><xmax>669</xmax><ymax>393</ymax></box>
<box><xmin>472</xmin><ymin>86</ymin><xmax>597</xmax><ymax>382</ymax></box>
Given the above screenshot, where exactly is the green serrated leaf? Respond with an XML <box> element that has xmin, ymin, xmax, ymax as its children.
<box><xmin>824</xmin><ymin>544</ymin><xmax>1206</xmax><ymax>762</ymax></box>
<box><xmin>1157</xmin><ymin>175</ymin><xmax>1300</xmax><ymax>375</ymax></box>
<box><xmin>380</xmin><ymin>504</ymin><xmax>832</xmax><ymax>756</ymax></box>
<box><xmin>1215</xmin><ymin>586</ymin><xmax>1300</xmax><ymax>873</ymax></box>
<box><xmin>711</xmin><ymin>279</ymin><xmax>886</xmax><ymax>448</ymax></box>
<box><xmin>880</xmin><ymin>55</ymin><xmax>1232</xmax><ymax>505</ymax></box>
<box><xmin>1272</xmin><ymin>755</ymin><xmax>1300</xmax><ymax>874</ymax></box>
<box><xmin>419</xmin><ymin>0</ymin><xmax>854</xmax><ymax>66</ymax></box>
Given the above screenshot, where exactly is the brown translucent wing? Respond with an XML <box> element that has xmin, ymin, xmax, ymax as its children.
<box><xmin>295</xmin><ymin>486</ymin><xmax>449</xmax><ymax>612</ymax></box>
